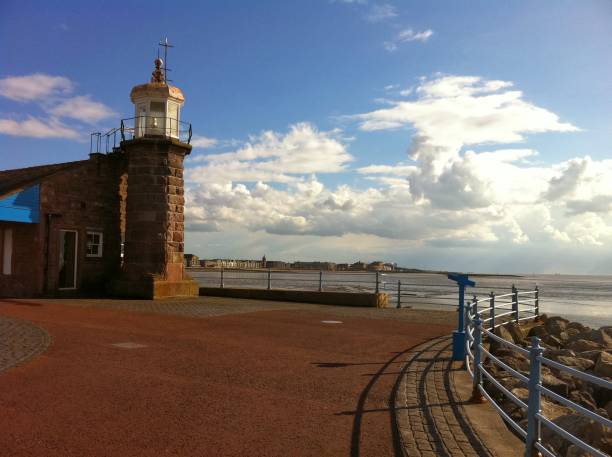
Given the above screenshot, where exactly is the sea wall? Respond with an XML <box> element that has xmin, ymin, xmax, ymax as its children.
<box><xmin>198</xmin><ymin>287</ymin><xmax>389</xmax><ymax>308</ymax></box>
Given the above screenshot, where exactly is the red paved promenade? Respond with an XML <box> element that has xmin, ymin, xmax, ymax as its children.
<box><xmin>0</xmin><ymin>298</ymin><xmax>453</xmax><ymax>457</ymax></box>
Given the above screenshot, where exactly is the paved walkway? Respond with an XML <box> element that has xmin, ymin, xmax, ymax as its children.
<box><xmin>395</xmin><ymin>336</ymin><xmax>489</xmax><ymax>456</ymax></box>
<box><xmin>0</xmin><ymin>314</ymin><xmax>50</xmax><ymax>373</ymax></box>
<box><xmin>5</xmin><ymin>296</ymin><xmax>455</xmax><ymax>324</ymax></box>
<box><xmin>0</xmin><ymin>297</ymin><xmax>518</xmax><ymax>456</ymax></box>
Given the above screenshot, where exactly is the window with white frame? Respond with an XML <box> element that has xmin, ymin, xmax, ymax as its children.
<box><xmin>86</xmin><ymin>231</ymin><xmax>103</xmax><ymax>258</ymax></box>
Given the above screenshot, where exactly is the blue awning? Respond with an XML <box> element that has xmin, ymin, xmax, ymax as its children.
<box><xmin>0</xmin><ymin>185</ymin><xmax>40</xmax><ymax>223</ymax></box>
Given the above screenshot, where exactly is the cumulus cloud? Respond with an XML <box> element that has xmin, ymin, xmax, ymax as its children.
<box><xmin>0</xmin><ymin>74</ymin><xmax>73</xmax><ymax>102</ymax></box>
<box><xmin>542</xmin><ymin>157</ymin><xmax>589</xmax><ymax>201</ymax></box>
<box><xmin>184</xmin><ymin>75</ymin><xmax>612</xmax><ymax>255</ymax></box>
<box><xmin>353</xmin><ymin>76</ymin><xmax>578</xmax><ymax>141</ymax></box>
<box><xmin>186</xmin><ymin>123</ymin><xmax>353</xmax><ymax>184</ymax></box>
<box><xmin>0</xmin><ymin>117</ymin><xmax>79</xmax><ymax>139</ymax></box>
<box><xmin>186</xmin><ymin>176</ymin><xmax>475</xmax><ymax>241</ymax></box>
<box><xmin>566</xmin><ymin>195</ymin><xmax>612</xmax><ymax>215</ymax></box>
<box><xmin>48</xmin><ymin>95</ymin><xmax>116</xmax><ymax>124</ymax></box>
<box><xmin>0</xmin><ymin>73</ymin><xmax>115</xmax><ymax>140</ymax></box>
<box><xmin>191</xmin><ymin>135</ymin><xmax>219</xmax><ymax>149</ymax></box>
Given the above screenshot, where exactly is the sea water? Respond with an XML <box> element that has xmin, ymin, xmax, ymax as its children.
<box><xmin>191</xmin><ymin>270</ymin><xmax>611</xmax><ymax>328</ymax></box>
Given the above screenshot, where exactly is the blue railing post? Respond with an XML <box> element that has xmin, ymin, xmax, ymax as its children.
<box><xmin>489</xmin><ymin>291</ymin><xmax>495</xmax><ymax>330</ymax></box>
<box><xmin>464</xmin><ymin>299</ymin><xmax>472</xmax><ymax>368</ymax></box>
<box><xmin>448</xmin><ymin>273</ymin><xmax>476</xmax><ymax>361</ymax></box>
<box><xmin>534</xmin><ymin>286</ymin><xmax>540</xmax><ymax>318</ymax></box>
<box><xmin>471</xmin><ymin>313</ymin><xmax>486</xmax><ymax>403</ymax></box>
<box><xmin>512</xmin><ymin>284</ymin><xmax>520</xmax><ymax>323</ymax></box>
<box><xmin>267</xmin><ymin>269</ymin><xmax>272</xmax><ymax>290</ymax></box>
<box><xmin>318</xmin><ymin>270</ymin><xmax>323</xmax><ymax>292</ymax></box>
<box><xmin>525</xmin><ymin>337</ymin><xmax>544</xmax><ymax>457</ymax></box>
<box><xmin>220</xmin><ymin>268</ymin><xmax>224</xmax><ymax>289</ymax></box>
<box><xmin>397</xmin><ymin>281</ymin><xmax>401</xmax><ymax>308</ymax></box>
<box><xmin>464</xmin><ymin>299</ymin><xmax>472</xmax><ymax>335</ymax></box>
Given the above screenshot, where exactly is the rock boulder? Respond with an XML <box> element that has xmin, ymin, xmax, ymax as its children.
<box><xmin>556</xmin><ymin>356</ymin><xmax>595</xmax><ymax>372</ymax></box>
<box><xmin>528</xmin><ymin>324</ymin><xmax>547</xmax><ymax>338</ymax></box>
<box><xmin>595</xmin><ymin>351</ymin><xmax>612</xmax><ymax>378</ymax></box>
<box><xmin>542</xmin><ymin>372</ymin><xmax>570</xmax><ymax>397</ymax></box>
<box><xmin>542</xmin><ymin>413</ymin><xmax>612</xmax><ymax>456</ymax></box>
<box><xmin>566</xmin><ymin>339</ymin><xmax>604</xmax><ymax>353</ymax></box>
<box><xmin>505</xmin><ymin>322</ymin><xmax>525</xmax><ymax>344</ymax></box>
<box><xmin>545</xmin><ymin>316</ymin><xmax>569</xmax><ymax>336</ymax></box>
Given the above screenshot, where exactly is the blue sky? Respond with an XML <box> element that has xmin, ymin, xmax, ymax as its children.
<box><xmin>1</xmin><ymin>1</ymin><xmax>612</xmax><ymax>273</ymax></box>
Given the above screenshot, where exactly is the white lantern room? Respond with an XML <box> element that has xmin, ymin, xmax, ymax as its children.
<box><xmin>129</xmin><ymin>58</ymin><xmax>185</xmax><ymax>140</ymax></box>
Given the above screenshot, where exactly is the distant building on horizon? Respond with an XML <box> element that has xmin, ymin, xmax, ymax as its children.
<box><xmin>265</xmin><ymin>260</ymin><xmax>289</xmax><ymax>270</ymax></box>
<box><xmin>195</xmin><ymin>257</ymin><xmax>399</xmax><ymax>272</ymax></box>
<box><xmin>184</xmin><ymin>254</ymin><xmax>200</xmax><ymax>268</ymax></box>
<box><xmin>197</xmin><ymin>258</ymin><xmax>263</xmax><ymax>269</ymax></box>
<box><xmin>367</xmin><ymin>261</ymin><xmax>395</xmax><ymax>271</ymax></box>
<box><xmin>291</xmin><ymin>261</ymin><xmax>336</xmax><ymax>271</ymax></box>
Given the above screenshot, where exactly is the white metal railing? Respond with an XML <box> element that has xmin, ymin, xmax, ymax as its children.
<box><xmin>465</xmin><ymin>290</ymin><xmax>612</xmax><ymax>457</ymax></box>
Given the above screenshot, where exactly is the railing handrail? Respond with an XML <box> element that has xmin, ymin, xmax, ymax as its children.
<box><xmin>120</xmin><ymin>115</ymin><xmax>192</xmax><ymax>144</ymax></box>
<box><xmin>191</xmin><ymin>269</ymin><xmax>480</xmax><ymax>309</ymax></box>
<box><xmin>464</xmin><ymin>290</ymin><xmax>611</xmax><ymax>457</ymax></box>
<box><xmin>89</xmin><ymin>116</ymin><xmax>193</xmax><ymax>154</ymax></box>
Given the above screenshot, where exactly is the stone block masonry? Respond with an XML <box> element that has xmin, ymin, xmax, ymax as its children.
<box><xmin>113</xmin><ymin>136</ymin><xmax>199</xmax><ymax>299</ymax></box>
<box><xmin>0</xmin><ymin>153</ymin><xmax>126</xmax><ymax>297</ymax></box>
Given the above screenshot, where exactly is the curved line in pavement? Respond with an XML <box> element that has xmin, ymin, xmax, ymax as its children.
<box><xmin>351</xmin><ymin>335</ymin><xmax>447</xmax><ymax>457</ymax></box>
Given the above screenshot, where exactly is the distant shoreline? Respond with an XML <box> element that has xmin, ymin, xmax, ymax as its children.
<box><xmin>186</xmin><ymin>267</ymin><xmax>523</xmax><ymax>278</ymax></box>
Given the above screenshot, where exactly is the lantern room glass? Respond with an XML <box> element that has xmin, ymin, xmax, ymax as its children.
<box><xmin>133</xmin><ymin>99</ymin><xmax>181</xmax><ymax>139</ymax></box>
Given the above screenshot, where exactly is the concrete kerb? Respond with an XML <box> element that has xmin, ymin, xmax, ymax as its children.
<box><xmin>452</xmin><ymin>365</ymin><xmax>523</xmax><ymax>456</ymax></box>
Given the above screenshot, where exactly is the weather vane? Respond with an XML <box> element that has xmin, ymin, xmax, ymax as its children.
<box><xmin>158</xmin><ymin>37</ymin><xmax>174</xmax><ymax>82</ymax></box>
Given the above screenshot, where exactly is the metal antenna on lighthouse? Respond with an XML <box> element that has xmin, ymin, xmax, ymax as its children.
<box><xmin>158</xmin><ymin>37</ymin><xmax>174</xmax><ymax>82</ymax></box>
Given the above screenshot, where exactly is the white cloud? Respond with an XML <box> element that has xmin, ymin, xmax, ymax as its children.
<box><xmin>184</xmin><ymin>75</ymin><xmax>612</xmax><ymax>261</ymax></box>
<box><xmin>398</xmin><ymin>28</ymin><xmax>433</xmax><ymax>42</ymax></box>
<box><xmin>191</xmin><ymin>135</ymin><xmax>219</xmax><ymax>149</ymax></box>
<box><xmin>0</xmin><ymin>73</ymin><xmax>116</xmax><ymax>141</ymax></box>
<box><xmin>0</xmin><ymin>117</ymin><xmax>80</xmax><ymax>139</ymax></box>
<box><xmin>353</xmin><ymin>75</ymin><xmax>578</xmax><ymax>146</ymax></box>
<box><xmin>566</xmin><ymin>195</ymin><xmax>612</xmax><ymax>215</ymax></box>
<box><xmin>48</xmin><ymin>95</ymin><xmax>116</xmax><ymax>124</ymax></box>
<box><xmin>365</xmin><ymin>4</ymin><xmax>397</xmax><ymax>22</ymax></box>
<box><xmin>384</xmin><ymin>28</ymin><xmax>433</xmax><ymax>51</ymax></box>
<box><xmin>186</xmin><ymin>123</ymin><xmax>353</xmax><ymax>184</ymax></box>
<box><xmin>542</xmin><ymin>157</ymin><xmax>589</xmax><ymax>201</ymax></box>
<box><xmin>0</xmin><ymin>74</ymin><xmax>73</xmax><ymax>102</ymax></box>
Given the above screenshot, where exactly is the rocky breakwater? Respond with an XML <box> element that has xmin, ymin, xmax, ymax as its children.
<box><xmin>484</xmin><ymin>315</ymin><xmax>611</xmax><ymax>456</ymax></box>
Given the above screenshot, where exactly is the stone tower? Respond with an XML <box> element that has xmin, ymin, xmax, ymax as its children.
<box><xmin>111</xmin><ymin>58</ymin><xmax>199</xmax><ymax>299</ymax></box>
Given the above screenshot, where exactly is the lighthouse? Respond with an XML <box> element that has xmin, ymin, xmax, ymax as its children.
<box><xmin>111</xmin><ymin>54</ymin><xmax>198</xmax><ymax>299</ymax></box>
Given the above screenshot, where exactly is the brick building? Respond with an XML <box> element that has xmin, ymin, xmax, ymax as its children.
<box><xmin>0</xmin><ymin>57</ymin><xmax>198</xmax><ymax>299</ymax></box>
